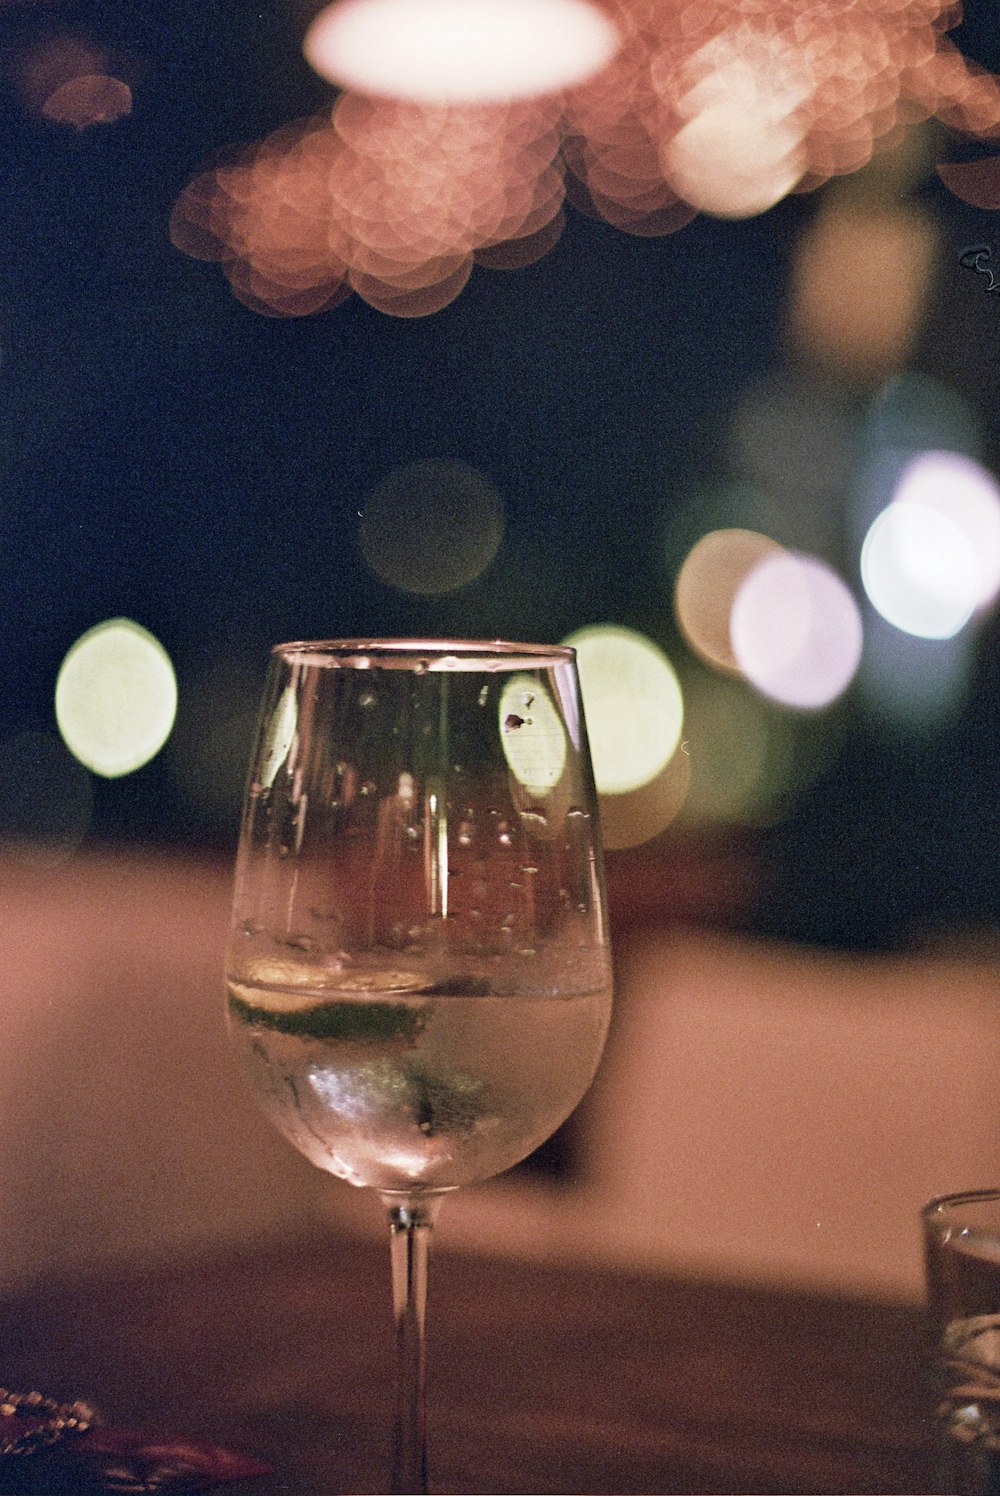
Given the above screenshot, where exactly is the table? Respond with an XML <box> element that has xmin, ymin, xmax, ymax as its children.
<box><xmin>0</xmin><ymin>1228</ymin><xmax>938</xmax><ymax>1494</ymax></box>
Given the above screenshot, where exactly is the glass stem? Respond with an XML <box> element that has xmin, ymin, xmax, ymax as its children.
<box><xmin>383</xmin><ymin>1192</ymin><xmax>444</xmax><ymax>1495</ymax></box>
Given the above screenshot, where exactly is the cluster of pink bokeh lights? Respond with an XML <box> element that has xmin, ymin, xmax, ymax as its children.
<box><xmin>168</xmin><ymin>0</ymin><xmax>1000</xmax><ymax>318</ymax></box>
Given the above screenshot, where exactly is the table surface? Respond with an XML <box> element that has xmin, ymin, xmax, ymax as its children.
<box><xmin>0</xmin><ymin>1227</ymin><xmax>939</xmax><ymax>1495</ymax></box>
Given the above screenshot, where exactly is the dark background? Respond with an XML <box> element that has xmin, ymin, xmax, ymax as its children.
<box><xmin>2</xmin><ymin>0</ymin><xmax>1000</xmax><ymax>951</ymax></box>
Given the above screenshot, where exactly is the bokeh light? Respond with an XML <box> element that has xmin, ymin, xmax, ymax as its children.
<box><xmin>724</xmin><ymin>368</ymin><xmax>858</xmax><ymax>557</ymax></box>
<box><xmin>856</xmin><ymin>610</ymin><xmax>975</xmax><ymax>733</ymax></box>
<box><xmin>12</xmin><ymin>31</ymin><xmax>131</xmax><ymax>129</ymax></box>
<box><xmin>597</xmin><ymin>744</ymin><xmax>690</xmax><ymax>851</ymax></box>
<box><xmin>170</xmin><ymin>95</ymin><xmax>567</xmax><ymax>317</ymax></box>
<box><xmin>562</xmin><ymin>624</ymin><xmax>683</xmax><ymax>794</ymax></box>
<box><xmin>358</xmin><ymin>458</ymin><xmax>505</xmax><ymax>594</ymax></box>
<box><xmin>785</xmin><ymin>196</ymin><xmax>939</xmax><ymax>383</ymax></box>
<box><xmin>674</xmin><ymin>528</ymin><xmax>784</xmax><ymax>674</ymax></box>
<box><xmin>171</xmin><ymin>0</ymin><xmax>1000</xmax><ymax>319</ymax></box>
<box><xmin>260</xmin><ymin>685</ymin><xmax>299</xmax><ymax>791</ymax></box>
<box><xmin>864</xmin><ymin>372</ymin><xmax>983</xmax><ymax>463</ymax></box>
<box><xmin>860</xmin><ymin>452</ymin><xmax>1000</xmax><ymax>640</ymax></box>
<box><xmin>938</xmin><ymin>155</ymin><xmax>1000</xmax><ymax>209</ymax></box>
<box><xmin>731</xmin><ymin>552</ymin><xmax>864</xmax><ymax>710</ymax></box>
<box><xmin>40</xmin><ymin>74</ymin><xmax>132</xmax><ymax>129</ymax></box>
<box><xmin>303</xmin><ymin>0</ymin><xmax>620</xmax><ymax>104</ymax></box>
<box><xmin>861</xmin><ymin>499</ymin><xmax>978</xmax><ymax>641</ymax></box>
<box><xmin>675</xmin><ymin>669</ymin><xmax>828</xmax><ymax>830</ymax></box>
<box><xmin>0</xmin><ymin>731</ymin><xmax>92</xmax><ymax>862</ymax></box>
<box><xmin>499</xmin><ymin>675</ymin><xmax>567</xmax><ymax>793</ymax></box>
<box><xmin>892</xmin><ymin>452</ymin><xmax>1000</xmax><ymax>612</ymax></box>
<box><xmin>55</xmin><ymin>619</ymin><xmax>178</xmax><ymax>778</ymax></box>
<box><xmin>658</xmin><ymin>27</ymin><xmax>808</xmax><ymax>218</ymax></box>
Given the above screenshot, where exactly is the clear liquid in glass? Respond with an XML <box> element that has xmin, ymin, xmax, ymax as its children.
<box><xmin>227</xmin><ymin>961</ymin><xmax>611</xmax><ymax>1192</ymax></box>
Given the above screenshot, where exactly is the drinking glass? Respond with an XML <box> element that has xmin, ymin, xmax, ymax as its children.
<box><xmin>923</xmin><ymin>1189</ymin><xmax>1000</xmax><ymax>1496</ymax></box>
<box><xmin>225</xmin><ymin>639</ymin><xmax>613</xmax><ymax>1494</ymax></box>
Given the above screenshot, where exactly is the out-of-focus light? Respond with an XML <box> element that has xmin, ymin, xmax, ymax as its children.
<box><xmin>12</xmin><ymin>32</ymin><xmax>132</xmax><ymax>129</ymax></box>
<box><xmin>858</xmin><ymin>451</ymin><xmax>1000</xmax><ymax>641</ymax></box>
<box><xmin>173</xmin><ymin>2</ymin><xmax>1000</xmax><ymax>318</ymax></box>
<box><xmin>865</xmin><ymin>372</ymin><xmax>982</xmax><ymax>462</ymax></box>
<box><xmin>55</xmin><ymin>619</ymin><xmax>178</xmax><ymax>778</ymax></box>
<box><xmin>260</xmin><ymin>686</ymin><xmax>298</xmax><ymax>790</ymax></box>
<box><xmin>731</xmin><ymin>553</ymin><xmax>863</xmax><ymax>710</ymax></box>
<box><xmin>893</xmin><ymin>451</ymin><xmax>1000</xmax><ymax>611</ymax></box>
<box><xmin>40</xmin><ymin>73</ymin><xmax>132</xmax><ymax>129</ymax></box>
<box><xmin>499</xmin><ymin>675</ymin><xmax>567</xmax><ymax>794</ymax></box>
<box><xmin>359</xmin><ymin>458</ymin><xmax>505</xmax><ymax>594</ymax></box>
<box><xmin>173</xmin><ymin>4</ymin><xmax>1000</xmax><ymax>319</ymax></box>
<box><xmin>0</xmin><ymin>731</ymin><xmax>92</xmax><ymax>863</ymax></box>
<box><xmin>674</xmin><ymin>528</ymin><xmax>784</xmax><ymax>674</ymax></box>
<box><xmin>562</xmin><ymin>624</ymin><xmax>683</xmax><ymax>794</ymax></box>
<box><xmin>857</xmin><ymin>610</ymin><xmax>974</xmax><ymax>733</ymax></box>
<box><xmin>938</xmin><ymin>155</ymin><xmax>1000</xmax><ymax>209</ymax></box>
<box><xmin>170</xmin><ymin>97</ymin><xmax>566</xmax><ymax>318</ymax></box>
<box><xmin>726</xmin><ymin>368</ymin><xmax>858</xmax><ymax>544</ymax></box>
<box><xmin>861</xmin><ymin>500</ymin><xmax>978</xmax><ymax>640</ymax></box>
<box><xmin>659</xmin><ymin>29</ymin><xmax>807</xmax><ymax>218</ymax></box>
<box><xmin>785</xmin><ymin>199</ymin><xmax>939</xmax><ymax>382</ymax></box>
<box><xmin>671</xmin><ymin>669</ymin><xmax>841</xmax><ymax>831</ymax></box>
<box><xmin>598</xmin><ymin>745</ymin><xmax>690</xmax><ymax>851</ymax></box>
<box><xmin>303</xmin><ymin>0</ymin><xmax>620</xmax><ymax>104</ymax></box>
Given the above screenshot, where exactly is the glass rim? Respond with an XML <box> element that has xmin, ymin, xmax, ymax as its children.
<box><xmin>922</xmin><ymin>1188</ymin><xmax>1000</xmax><ymax>1222</ymax></box>
<box><xmin>270</xmin><ymin>638</ymin><xmax>576</xmax><ymax>672</ymax></box>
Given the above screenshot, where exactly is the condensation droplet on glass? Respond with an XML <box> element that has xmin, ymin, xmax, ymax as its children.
<box><xmin>501</xmin><ymin>913</ymin><xmax>516</xmax><ymax>929</ymax></box>
<box><xmin>458</xmin><ymin>820</ymin><xmax>474</xmax><ymax>846</ymax></box>
<box><xmin>522</xmin><ymin>693</ymin><xmax>535</xmax><ymax>709</ymax></box>
<box><xmin>566</xmin><ymin>806</ymin><xmax>588</xmax><ymax>820</ymax></box>
<box><xmin>360</xmin><ymin>780</ymin><xmax>376</xmax><ymax>797</ymax></box>
<box><xmin>359</xmin><ymin>689</ymin><xmax>377</xmax><ymax>709</ymax></box>
<box><xmin>415</xmin><ymin>660</ymin><xmax>429</xmax><ymax>675</ymax></box>
<box><xmin>499</xmin><ymin>831</ymin><xmax>512</xmax><ymax>847</ymax></box>
<box><xmin>478</xmin><ymin>685</ymin><xmax>489</xmax><ymax>707</ymax></box>
<box><xmin>521</xmin><ymin>864</ymin><xmax>539</xmax><ymax>876</ymax></box>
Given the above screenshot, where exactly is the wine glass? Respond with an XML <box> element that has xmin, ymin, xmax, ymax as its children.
<box><xmin>225</xmin><ymin>639</ymin><xmax>613</xmax><ymax>1494</ymax></box>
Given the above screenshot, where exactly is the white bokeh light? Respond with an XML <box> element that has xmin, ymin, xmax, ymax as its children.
<box><xmin>731</xmin><ymin>553</ymin><xmax>863</xmax><ymax>709</ymax></box>
<box><xmin>563</xmin><ymin>624</ymin><xmax>683</xmax><ymax>794</ymax></box>
<box><xmin>499</xmin><ymin>674</ymin><xmax>567</xmax><ymax>794</ymax></box>
<box><xmin>304</xmin><ymin>0</ymin><xmax>620</xmax><ymax>104</ymax></box>
<box><xmin>55</xmin><ymin>618</ymin><xmax>177</xmax><ymax>778</ymax></box>
<box><xmin>660</xmin><ymin>31</ymin><xmax>808</xmax><ymax>219</ymax></box>
<box><xmin>860</xmin><ymin>500</ymin><xmax>980</xmax><ymax>640</ymax></box>
<box><xmin>894</xmin><ymin>451</ymin><xmax>1000</xmax><ymax>610</ymax></box>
